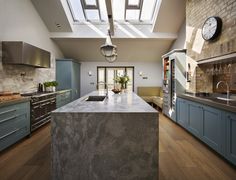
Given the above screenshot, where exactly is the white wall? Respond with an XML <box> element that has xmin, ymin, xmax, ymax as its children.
<box><xmin>0</xmin><ymin>0</ymin><xmax>63</xmax><ymax>57</ymax></box>
<box><xmin>80</xmin><ymin>61</ymin><xmax>162</xmax><ymax>96</ymax></box>
<box><xmin>0</xmin><ymin>0</ymin><xmax>64</xmax><ymax>92</ymax></box>
<box><xmin>170</xmin><ymin>20</ymin><xmax>186</xmax><ymax>50</ymax></box>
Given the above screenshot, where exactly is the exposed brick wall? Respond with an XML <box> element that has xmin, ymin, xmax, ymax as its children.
<box><xmin>186</xmin><ymin>0</ymin><xmax>236</xmax><ymax>61</ymax></box>
<box><xmin>186</xmin><ymin>0</ymin><xmax>236</xmax><ymax>93</ymax></box>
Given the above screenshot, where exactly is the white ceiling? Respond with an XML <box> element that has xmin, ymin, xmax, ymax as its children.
<box><xmin>52</xmin><ymin>38</ymin><xmax>173</xmax><ymax>62</ymax></box>
<box><xmin>32</xmin><ymin>0</ymin><xmax>186</xmax><ymax>62</ymax></box>
<box><xmin>152</xmin><ymin>0</ymin><xmax>186</xmax><ymax>33</ymax></box>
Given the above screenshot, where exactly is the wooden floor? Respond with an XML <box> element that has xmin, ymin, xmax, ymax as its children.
<box><xmin>0</xmin><ymin>113</ymin><xmax>235</xmax><ymax>180</ymax></box>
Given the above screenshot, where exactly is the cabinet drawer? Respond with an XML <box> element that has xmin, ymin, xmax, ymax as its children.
<box><xmin>0</xmin><ymin>102</ymin><xmax>30</xmax><ymax>151</ymax></box>
<box><xmin>0</xmin><ymin>102</ymin><xmax>28</xmax><ymax>120</ymax></box>
<box><xmin>0</xmin><ymin>125</ymin><xmax>29</xmax><ymax>151</ymax></box>
<box><xmin>0</xmin><ymin>113</ymin><xmax>29</xmax><ymax>137</ymax></box>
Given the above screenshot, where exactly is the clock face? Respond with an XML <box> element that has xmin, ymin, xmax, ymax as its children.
<box><xmin>202</xmin><ymin>16</ymin><xmax>222</xmax><ymax>41</ymax></box>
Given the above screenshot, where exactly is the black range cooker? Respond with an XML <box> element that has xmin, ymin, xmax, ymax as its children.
<box><xmin>21</xmin><ymin>92</ymin><xmax>56</xmax><ymax>132</ymax></box>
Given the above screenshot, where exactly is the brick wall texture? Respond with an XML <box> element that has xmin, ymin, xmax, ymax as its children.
<box><xmin>186</xmin><ymin>0</ymin><xmax>236</xmax><ymax>61</ymax></box>
<box><xmin>186</xmin><ymin>0</ymin><xmax>236</xmax><ymax>93</ymax></box>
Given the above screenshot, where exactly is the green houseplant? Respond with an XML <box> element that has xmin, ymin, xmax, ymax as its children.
<box><xmin>44</xmin><ymin>81</ymin><xmax>58</xmax><ymax>92</ymax></box>
<box><xmin>114</xmin><ymin>75</ymin><xmax>130</xmax><ymax>89</ymax></box>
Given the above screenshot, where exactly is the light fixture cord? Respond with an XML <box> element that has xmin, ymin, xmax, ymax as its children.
<box><xmin>108</xmin><ymin>29</ymin><xmax>112</xmax><ymax>44</ymax></box>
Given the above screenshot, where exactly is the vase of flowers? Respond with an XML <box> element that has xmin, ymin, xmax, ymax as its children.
<box><xmin>114</xmin><ymin>75</ymin><xmax>130</xmax><ymax>91</ymax></box>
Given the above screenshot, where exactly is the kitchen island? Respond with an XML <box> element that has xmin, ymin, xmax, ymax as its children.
<box><xmin>51</xmin><ymin>91</ymin><xmax>158</xmax><ymax>180</ymax></box>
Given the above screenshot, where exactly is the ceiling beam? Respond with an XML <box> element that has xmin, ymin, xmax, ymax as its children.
<box><xmin>105</xmin><ymin>0</ymin><xmax>114</xmax><ymax>35</ymax></box>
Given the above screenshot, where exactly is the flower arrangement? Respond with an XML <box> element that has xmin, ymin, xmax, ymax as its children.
<box><xmin>114</xmin><ymin>75</ymin><xmax>130</xmax><ymax>89</ymax></box>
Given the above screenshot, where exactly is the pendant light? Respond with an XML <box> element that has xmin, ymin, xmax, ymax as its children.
<box><xmin>100</xmin><ymin>29</ymin><xmax>117</xmax><ymax>63</ymax></box>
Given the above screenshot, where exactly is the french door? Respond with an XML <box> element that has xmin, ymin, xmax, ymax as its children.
<box><xmin>97</xmin><ymin>66</ymin><xmax>134</xmax><ymax>91</ymax></box>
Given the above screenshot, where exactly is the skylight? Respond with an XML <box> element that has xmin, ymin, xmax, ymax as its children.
<box><xmin>67</xmin><ymin>0</ymin><xmax>158</xmax><ymax>23</ymax></box>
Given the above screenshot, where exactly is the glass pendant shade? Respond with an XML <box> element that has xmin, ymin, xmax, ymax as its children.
<box><xmin>105</xmin><ymin>53</ymin><xmax>117</xmax><ymax>63</ymax></box>
<box><xmin>100</xmin><ymin>30</ymin><xmax>117</xmax><ymax>63</ymax></box>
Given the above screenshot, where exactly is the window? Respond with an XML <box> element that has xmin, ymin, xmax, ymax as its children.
<box><xmin>67</xmin><ymin>0</ymin><xmax>158</xmax><ymax>23</ymax></box>
<box><xmin>97</xmin><ymin>66</ymin><xmax>134</xmax><ymax>91</ymax></box>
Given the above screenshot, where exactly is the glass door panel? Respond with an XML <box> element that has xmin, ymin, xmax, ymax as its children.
<box><xmin>97</xmin><ymin>67</ymin><xmax>134</xmax><ymax>91</ymax></box>
<box><xmin>98</xmin><ymin>67</ymin><xmax>105</xmax><ymax>89</ymax></box>
<box><xmin>106</xmin><ymin>68</ymin><xmax>115</xmax><ymax>90</ymax></box>
<box><xmin>126</xmin><ymin>68</ymin><xmax>133</xmax><ymax>91</ymax></box>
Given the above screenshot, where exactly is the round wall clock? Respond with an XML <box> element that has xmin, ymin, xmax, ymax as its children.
<box><xmin>202</xmin><ymin>16</ymin><xmax>222</xmax><ymax>41</ymax></box>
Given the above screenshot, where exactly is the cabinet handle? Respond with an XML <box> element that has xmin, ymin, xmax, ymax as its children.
<box><xmin>0</xmin><ymin>128</ymin><xmax>20</xmax><ymax>140</ymax></box>
<box><xmin>0</xmin><ymin>108</ymin><xmax>17</xmax><ymax>116</ymax></box>
<box><xmin>0</xmin><ymin>116</ymin><xmax>16</xmax><ymax>124</ymax></box>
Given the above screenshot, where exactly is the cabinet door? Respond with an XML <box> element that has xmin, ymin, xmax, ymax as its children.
<box><xmin>187</xmin><ymin>101</ymin><xmax>203</xmax><ymax>138</ymax></box>
<box><xmin>202</xmin><ymin>106</ymin><xmax>222</xmax><ymax>153</ymax></box>
<box><xmin>56</xmin><ymin>60</ymin><xmax>72</xmax><ymax>90</ymax></box>
<box><xmin>71</xmin><ymin>62</ymin><xmax>80</xmax><ymax>100</ymax></box>
<box><xmin>226</xmin><ymin>112</ymin><xmax>236</xmax><ymax>165</ymax></box>
<box><xmin>176</xmin><ymin>98</ymin><xmax>188</xmax><ymax>128</ymax></box>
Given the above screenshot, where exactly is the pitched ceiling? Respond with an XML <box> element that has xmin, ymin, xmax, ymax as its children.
<box><xmin>32</xmin><ymin>0</ymin><xmax>186</xmax><ymax>62</ymax></box>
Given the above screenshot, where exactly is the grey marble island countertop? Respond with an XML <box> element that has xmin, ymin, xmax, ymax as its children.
<box><xmin>51</xmin><ymin>90</ymin><xmax>159</xmax><ymax>180</ymax></box>
<box><xmin>53</xmin><ymin>90</ymin><xmax>158</xmax><ymax>113</ymax></box>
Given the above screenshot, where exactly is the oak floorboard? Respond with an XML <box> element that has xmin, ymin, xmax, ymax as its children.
<box><xmin>0</xmin><ymin>114</ymin><xmax>235</xmax><ymax>180</ymax></box>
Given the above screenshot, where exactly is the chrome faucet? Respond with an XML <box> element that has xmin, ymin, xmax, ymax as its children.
<box><xmin>105</xmin><ymin>83</ymin><xmax>109</xmax><ymax>98</ymax></box>
<box><xmin>216</xmin><ymin>81</ymin><xmax>230</xmax><ymax>100</ymax></box>
<box><xmin>97</xmin><ymin>82</ymin><xmax>109</xmax><ymax>98</ymax></box>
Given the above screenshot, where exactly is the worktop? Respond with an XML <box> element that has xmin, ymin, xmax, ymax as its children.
<box><xmin>51</xmin><ymin>91</ymin><xmax>158</xmax><ymax>180</ymax></box>
<box><xmin>54</xmin><ymin>90</ymin><xmax>157</xmax><ymax>113</ymax></box>
<box><xmin>178</xmin><ymin>93</ymin><xmax>236</xmax><ymax>113</ymax></box>
<box><xmin>0</xmin><ymin>97</ymin><xmax>30</xmax><ymax>108</ymax></box>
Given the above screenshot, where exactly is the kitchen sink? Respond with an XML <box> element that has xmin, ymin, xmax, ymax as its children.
<box><xmin>216</xmin><ymin>97</ymin><xmax>236</xmax><ymax>101</ymax></box>
<box><xmin>86</xmin><ymin>96</ymin><xmax>106</xmax><ymax>101</ymax></box>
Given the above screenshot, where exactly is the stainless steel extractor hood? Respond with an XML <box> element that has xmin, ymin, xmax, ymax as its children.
<box><xmin>2</xmin><ymin>41</ymin><xmax>51</xmax><ymax>68</ymax></box>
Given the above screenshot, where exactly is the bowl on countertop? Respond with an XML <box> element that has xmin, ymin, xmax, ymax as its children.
<box><xmin>112</xmin><ymin>89</ymin><xmax>121</xmax><ymax>94</ymax></box>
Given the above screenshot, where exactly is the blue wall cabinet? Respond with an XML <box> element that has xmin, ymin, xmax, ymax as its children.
<box><xmin>225</xmin><ymin>112</ymin><xmax>236</xmax><ymax>165</ymax></box>
<box><xmin>187</xmin><ymin>101</ymin><xmax>203</xmax><ymax>138</ymax></box>
<box><xmin>0</xmin><ymin>101</ymin><xmax>30</xmax><ymax>151</ymax></box>
<box><xmin>201</xmin><ymin>105</ymin><xmax>223</xmax><ymax>154</ymax></box>
<box><xmin>176</xmin><ymin>98</ymin><xmax>188</xmax><ymax>128</ymax></box>
<box><xmin>56</xmin><ymin>59</ymin><xmax>80</xmax><ymax>101</ymax></box>
<box><xmin>56</xmin><ymin>90</ymin><xmax>72</xmax><ymax>108</ymax></box>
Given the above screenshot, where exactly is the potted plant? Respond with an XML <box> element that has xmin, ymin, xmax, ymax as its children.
<box><xmin>43</xmin><ymin>81</ymin><xmax>58</xmax><ymax>92</ymax></box>
<box><xmin>51</xmin><ymin>81</ymin><xmax>58</xmax><ymax>92</ymax></box>
<box><xmin>114</xmin><ymin>75</ymin><xmax>130</xmax><ymax>90</ymax></box>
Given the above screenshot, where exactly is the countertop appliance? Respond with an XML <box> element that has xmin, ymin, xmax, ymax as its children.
<box><xmin>21</xmin><ymin>92</ymin><xmax>56</xmax><ymax>132</ymax></box>
<box><xmin>2</xmin><ymin>41</ymin><xmax>51</xmax><ymax>68</ymax></box>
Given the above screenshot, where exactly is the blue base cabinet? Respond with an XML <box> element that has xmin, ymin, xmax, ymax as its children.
<box><xmin>0</xmin><ymin>101</ymin><xmax>30</xmax><ymax>151</ymax></box>
<box><xmin>177</xmin><ymin>97</ymin><xmax>235</xmax><ymax>165</ymax></box>
<box><xmin>201</xmin><ymin>105</ymin><xmax>223</xmax><ymax>154</ymax></box>
<box><xmin>56</xmin><ymin>90</ymin><xmax>72</xmax><ymax>108</ymax></box>
<box><xmin>225</xmin><ymin>112</ymin><xmax>236</xmax><ymax>165</ymax></box>
<box><xmin>176</xmin><ymin>98</ymin><xmax>188</xmax><ymax>128</ymax></box>
<box><xmin>187</xmin><ymin>101</ymin><xmax>203</xmax><ymax>138</ymax></box>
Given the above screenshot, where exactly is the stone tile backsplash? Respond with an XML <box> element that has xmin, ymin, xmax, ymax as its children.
<box><xmin>0</xmin><ymin>44</ymin><xmax>55</xmax><ymax>93</ymax></box>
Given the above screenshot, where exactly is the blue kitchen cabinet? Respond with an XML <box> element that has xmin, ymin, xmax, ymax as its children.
<box><xmin>176</xmin><ymin>98</ymin><xmax>188</xmax><ymax>128</ymax></box>
<box><xmin>176</xmin><ymin>97</ymin><xmax>236</xmax><ymax>165</ymax></box>
<box><xmin>56</xmin><ymin>59</ymin><xmax>80</xmax><ymax>101</ymax></box>
<box><xmin>187</xmin><ymin>101</ymin><xmax>203</xmax><ymax>138</ymax></box>
<box><xmin>0</xmin><ymin>101</ymin><xmax>30</xmax><ymax>151</ymax></box>
<box><xmin>56</xmin><ymin>90</ymin><xmax>72</xmax><ymax>108</ymax></box>
<box><xmin>225</xmin><ymin>112</ymin><xmax>236</xmax><ymax>165</ymax></box>
<box><xmin>201</xmin><ymin>105</ymin><xmax>223</xmax><ymax>154</ymax></box>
